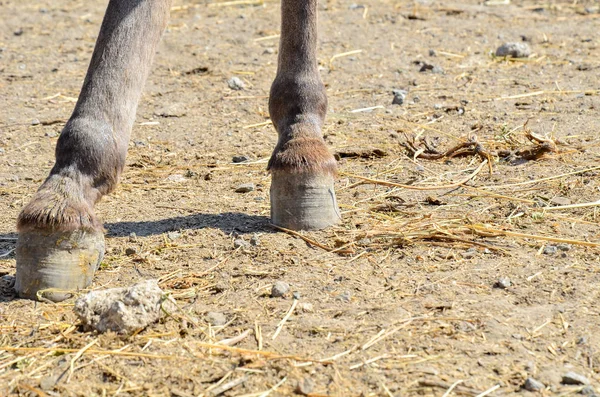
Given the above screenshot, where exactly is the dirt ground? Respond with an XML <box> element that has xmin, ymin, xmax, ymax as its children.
<box><xmin>1</xmin><ymin>0</ymin><xmax>600</xmax><ymax>395</ymax></box>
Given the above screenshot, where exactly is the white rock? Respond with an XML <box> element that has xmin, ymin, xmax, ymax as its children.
<box><xmin>74</xmin><ymin>280</ymin><xmax>175</xmax><ymax>334</ymax></box>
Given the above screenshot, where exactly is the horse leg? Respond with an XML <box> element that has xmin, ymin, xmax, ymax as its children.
<box><xmin>15</xmin><ymin>0</ymin><xmax>171</xmax><ymax>301</ymax></box>
<box><xmin>268</xmin><ymin>0</ymin><xmax>341</xmax><ymax>230</ymax></box>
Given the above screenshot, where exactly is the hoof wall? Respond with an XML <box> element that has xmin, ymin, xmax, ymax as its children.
<box><xmin>15</xmin><ymin>229</ymin><xmax>105</xmax><ymax>302</ymax></box>
<box><xmin>270</xmin><ymin>170</ymin><xmax>341</xmax><ymax>230</ymax></box>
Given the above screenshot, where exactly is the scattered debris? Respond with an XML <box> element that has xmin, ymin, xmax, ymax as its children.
<box><xmin>0</xmin><ymin>275</ymin><xmax>16</xmax><ymax>302</ymax></box>
<box><xmin>402</xmin><ymin>135</ymin><xmax>491</xmax><ymax>163</ymax></box>
<box><xmin>74</xmin><ymin>280</ymin><xmax>175</xmax><ymax>334</ymax></box>
<box><xmin>184</xmin><ymin>66</ymin><xmax>209</xmax><ymax>75</ymax></box>
<box><xmin>335</xmin><ymin>148</ymin><xmax>388</xmax><ymax>160</ymax></box>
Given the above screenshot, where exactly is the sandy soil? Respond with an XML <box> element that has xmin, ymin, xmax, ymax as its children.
<box><xmin>1</xmin><ymin>0</ymin><xmax>600</xmax><ymax>395</ymax></box>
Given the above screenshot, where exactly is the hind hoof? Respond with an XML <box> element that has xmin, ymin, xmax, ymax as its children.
<box><xmin>15</xmin><ymin>229</ymin><xmax>105</xmax><ymax>302</ymax></box>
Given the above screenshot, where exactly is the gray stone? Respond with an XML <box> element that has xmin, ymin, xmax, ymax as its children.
<box><xmin>232</xmin><ymin>155</ymin><xmax>249</xmax><ymax>163</ymax></box>
<box><xmin>167</xmin><ymin>231</ymin><xmax>181</xmax><ymax>241</ymax></box>
<box><xmin>557</xmin><ymin>243</ymin><xmax>571</xmax><ymax>251</ymax></box>
<box><xmin>166</xmin><ymin>174</ymin><xmax>186</xmax><ymax>183</ymax></box>
<box><xmin>235</xmin><ymin>183</ymin><xmax>255</xmax><ymax>193</ymax></box>
<box><xmin>249</xmin><ymin>234</ymin><xmax>260</xmax><ymax>246</ymax></box>
<box><xmin>543</xmin><ymin>245</ymin><xmax>558</xmax><ymax>255</ymax></box>
<box><xmin>155</xmin><ymin>103</ymin><xmax>187</xmax><ymax>118</ymax></box>
<box><xmin>271</xmin><ymin>281</ymin><xmax>290</xmax><ymax>298</ymax></box>
<box><xmin>39</xmin><ymin>375</ymin><xmax>58</xmax><ymax>390</ymax></box>
<box><xmin>523</xmin><ymin>377</ymin><xmax>545</xmax><ymax>392</ymax></box>
<box><xmin>234</xmin><ymin>239</ymin><xmax>249</xmax><ymax>249</ymax></box>
<box><xmin>227</xmin><ymin>76</ymin><xmax>245</xmax><ymax>90</ymax></box>
<box><xmin>562</xmin><ymin>371</ymin><xmax>590</xmax><ymax>385</ymax></box>
<box><xmin>581</xmin><ymin>386</ymin><xmax>596</xmax><ymax>396</ymax></box>
<box><xmin>296</xmin><ymin>377</ymin><xmax>315</xmax><ymax>396</ymax></box>
<box><xmin>392</xmin><ymin>89</ymin><xmax>407</xmax><ymax>105</ymax></box>
<box><xmin>495</xmin><ymin>277</ymin><xmax>511</xmax><ymax>289</ymax></box>
<box><xmin>336</xmin><ymin>290</ymin><xmax>352</xmax><ymax>302</ymax></box>
<box><xmin>74</xmin><ymin>280</ymin><xmax>175</xmax><ymax>334</ymax></box>
<box><xmin>206</xmin><ymin>311</ymin><xmax>227</xmax><ymax>326</ymax></box>
<box><xmin>495</xmin><ymin>42</ymin><xmax>532</xmax><ymax>58</ymax></box>
<box><xmin>292</xmin><ymin>291</ymin><xmax>301</xmax><ymax>300</ymax></box>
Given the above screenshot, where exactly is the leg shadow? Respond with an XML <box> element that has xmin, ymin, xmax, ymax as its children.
<box><xmin>105</xmin><ymin>212</ymin><xmax>273</xmax><ymax>237</ymax></box>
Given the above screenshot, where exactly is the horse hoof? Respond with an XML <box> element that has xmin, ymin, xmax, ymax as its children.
<box><xmin>15</xmin><ymin>229</ymin><xmax>105</xmax><ymax>302</ymax></box>
<box><xmin>270</xmin><ymin>170</ymin><xmax>341</xmax><ymax>230</ymax></box>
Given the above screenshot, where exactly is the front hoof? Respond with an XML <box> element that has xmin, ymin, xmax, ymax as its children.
<box><xmin>270</xmin><ymin>170</ymin><xmax>341</xmax><ymax>230</ymax></box>
<box><xmin>15</xmin><ymin>229</ymin><xmax>105</xmax><ymax>302</ymax></box>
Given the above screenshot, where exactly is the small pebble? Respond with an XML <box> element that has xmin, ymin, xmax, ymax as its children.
<box><xmin>227</xmin><ymin>76</ymin><xmax>245</xmax><ymax>90</ymax></box>
<box><xmin>14</xmin><ymin>28</ymin><xmax>23</xmax><ymax>36</ymax></box>
<box><xmin>31</xmin><ymin>118</ymin><xmax>40</xmax><ymax>126</ymax></box>
<box><xmin>155</xmin><ymin>103</ymin><xmax>187</xmax><ymax>118</ymax></box>
<box><xmin>125</xmin><ymin>247</ymin><xmax>137</xmax><ymax>256</ymax></box>
<box><xmin>298</xmin><ymin>302</ymin><xmax>314</xmax><ymax>312</ymax></box>
<box><xmin>233</xmin><ymin>239</ymin><xmax>249</xmax><ymax>249</ymax></box>
<box><xmin>523</xmin><ymin>377</ymin><xmax>545</xmax><ymax>392</ymax></box>
<box><xmin>292</xmin><ymin>291</ymin><xmax>301</xmax><ymax>300</ymax></box>
<box><xmin>557</xmin><ymin>243</ymin><xmax>571</xmax><ymax>251</ymax></box>
<box><xmin>494</xmin><ymin>277</ymin><xmax>511</xmax><ymax>289</ymax></box>
<box><xmin>336</xmin><ymin>291</ymin><xmax>352</xmax><ymax>303</ymax></box>
<box><xmin>543</xmin><ymin>245</ymin><xmax>558</xmax><ymax>255</ymax></box>
<box><xmin>166</xmin><ymin>174</ymin><xmax>186</xmax><ymax>183</ymax></box>
<box><xmin>495</xmin><ymin>42</ymin><xmax>532</xmax><ymax>58</ymax></box>
<box><xmin>39</xmin><ymin>375</ymin><xmax>58</xmax><ymax>390</ymax></box>
<box><xmin>45</xmin><ymin>131</ymin><xmax>58</xmax><ymax>138</ymax></box>
<box><xmin>213</xmin><ymin>282</ymin><xmax>228</xmax><ymax>294</ymax></box>
<box><xmin>562</xmin><ymin>371</ymin><xmax>590</xmax><ymax>385</ymax></box>
<box><xmin>235</xmin><ymin>183</ymin><xmax>255</xmax><ymax>193</ymax></box>
<box><xmin>128</xmin><ymin>232</ymin><xmax>137</xmax><ymax>242</ymax></box>
<box><xmin>167</xmin><ymin>231</ymin><xmax>181</xmax><ymax>241</ymax></box>
<box><xmin>249</xmin><ymin>234</ymin><xmax>260</xmax><ymax>246</ymax></box>
<box><xmin>232</xmin><ymin>155</ymin><xmax>249</xmax><ymax>163</ymax></box>
<box><xmin>295</xmin><ymin>377</ymin><xmax>315</xmax><ymax>396</ymax></box>
<box><xmin>577</xmin><ymin>336</ymin><xmax>588</xmax><ymax>345</ymax></box>
<box><xmin>391</xmin><ymin>89</ymin><xmax>407</xmax><ymax>105</ymax></box>
<box><xmin>271</xmin><ymin>281</ymin><xmax>290</xmax><ymax>298</ymax></box>
<box><xmin>206</xmin><ymin>311</ymin><xmax>227</xmax><ymax>326</ymax></box>
<box><xmin>580</xmin><ymin>386</ymin><xmax>596</xmax><ymax>395</ymax></box>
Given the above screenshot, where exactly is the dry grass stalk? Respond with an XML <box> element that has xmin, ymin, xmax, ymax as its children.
<box><xmin>469</xmin><ymin>225</ymin><xmax>599</xmax><ymax>247</ymax></box>
<box><xmin>271</xmin><ymin>299</ymin><xmax>297</xmax><ymax>341</ymax></box>
<box><xmin>344</xmin><ymin>160</ymin><xmax>487</xmax><ymax>191</ymax></box>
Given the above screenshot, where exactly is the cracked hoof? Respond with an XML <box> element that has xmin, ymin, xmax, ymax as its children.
<box><xmin>270</xmin><ymin>170</ymin><xmax>341</xmax><ymax>230</ymax></box>
<box><xmin>15</xmin><ymin>229</ymin><xmax>105</xmax><ymax>302</ymax></box>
